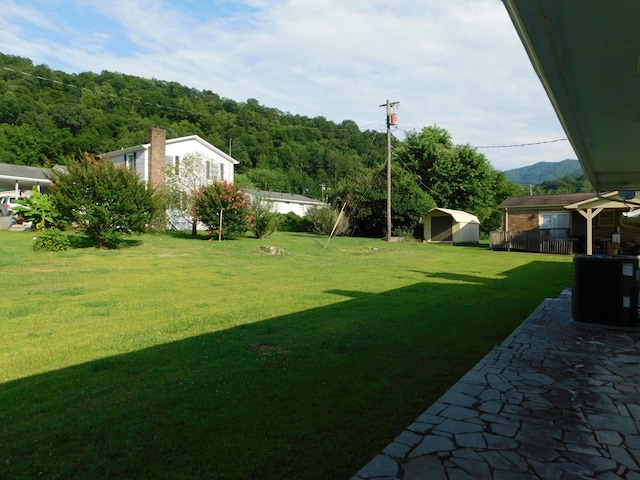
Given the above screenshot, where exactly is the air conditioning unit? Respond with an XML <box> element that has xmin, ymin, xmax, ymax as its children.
<box><xmin>573</xmin><ymin>255</ymin><xmax>639</xmax><ymax>327</ymax></box>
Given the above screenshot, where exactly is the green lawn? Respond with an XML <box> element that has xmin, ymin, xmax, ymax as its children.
<box><xmin>0</xmin><ymin>231</ymin><xmax>573</xmax><ymax>479</ymax></box>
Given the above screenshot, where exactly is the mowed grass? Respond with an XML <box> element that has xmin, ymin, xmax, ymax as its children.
<box><xmin>0</xmin><ymin>231</ymin><xmax>573</xmax><ymax>479</ymax></box>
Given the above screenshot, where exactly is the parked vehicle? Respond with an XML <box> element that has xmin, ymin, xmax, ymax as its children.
<box><xmin>0</xmin><ymin>196</ymin><xmax>30</xmax><ymax>216</ymax></box>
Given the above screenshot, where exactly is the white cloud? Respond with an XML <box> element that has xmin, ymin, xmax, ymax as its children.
<box><xmin>0</xmin><ymin>0</ymin><xmax>577</xmax><ymax>170</ymax></box>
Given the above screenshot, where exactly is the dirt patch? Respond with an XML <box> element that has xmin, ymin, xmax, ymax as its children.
<box><xmin>248</xmin><ymin>343</ymin><xmax>289</xmax><ymax>356</ymax></box>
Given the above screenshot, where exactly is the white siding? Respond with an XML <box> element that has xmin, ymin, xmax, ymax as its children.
<box><xmin>454</xmin><ymin>222</ymin><xmax>480</xmax><ymax>245</ymax></box>
<box><xmin>165</xmin><ymin>139</ymin><xmax>234</xmax><ymax>184</ymax></box>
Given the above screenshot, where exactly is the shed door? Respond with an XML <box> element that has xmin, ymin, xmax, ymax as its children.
<box><xmin>431</xmin><ymin>216</ymin><xmax>453</xmax><ymax>241</ymax></box>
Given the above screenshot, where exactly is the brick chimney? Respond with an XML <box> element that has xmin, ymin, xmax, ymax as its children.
<box><xmin>147</xmin><ymin>127</ymin><xmax>166</xmax><ymax>187</ymax></box>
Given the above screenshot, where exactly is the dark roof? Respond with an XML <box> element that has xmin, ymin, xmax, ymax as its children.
<box><xmin>0</xmin><ymin>162</ymin><xmax>52</xmax><ymax>181</ymax></box>
<box><xmin>0</xmin><ymin>162</ymin><xmax>57</xmax><ymax>192</ymax></box>
<box><xmin>498</xmin><ymin>192</ymin><xmax>596</xmax><ymax>209</ymax></box>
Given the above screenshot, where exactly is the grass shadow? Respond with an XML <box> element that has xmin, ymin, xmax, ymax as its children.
<box><xmin>66</xmin><ymin>234</ymin><xmax>144</xmax><ymax>249</ymax></box>
<box><xmin>0</xmin><ymin>260</ymin><xmax>571</xmax><ymax>479</ymax></box>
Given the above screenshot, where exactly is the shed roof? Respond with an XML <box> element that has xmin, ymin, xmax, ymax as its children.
<box><xmin>425</xmin><ymin>208</ymin><xmax>480</xmax><ymax>224</ymax></box>
<box><xmin>498</xmin><ymin>193</ymin><xmax>596</xmax><ymax>209</ymax></box>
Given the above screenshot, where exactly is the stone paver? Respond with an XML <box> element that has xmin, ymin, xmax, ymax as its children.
<box><xmin>353</xmin><ymin>289</ymin><xmax>640</xmax><ymax>479</ymax></box>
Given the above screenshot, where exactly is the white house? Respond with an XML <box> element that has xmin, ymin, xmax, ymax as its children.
<box><xmin>242</xmin><ymin>188</ymin><xmax>327</xmax><ymax>216</ymax></box>
<box><xmin>102</xmin><ymin>128</ymin><xmax>239</xmax><ymax>231</ymax></box>
<box><xmin>101</xmin><ymin>128</ymin><xmax>238</xmax><ymax>187</ymax></box>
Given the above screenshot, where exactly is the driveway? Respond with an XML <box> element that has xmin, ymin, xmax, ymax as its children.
<box><xmin>0</xmin><ymin>215</ymin><xmax>13</xmax><ymax>230</ymax></box>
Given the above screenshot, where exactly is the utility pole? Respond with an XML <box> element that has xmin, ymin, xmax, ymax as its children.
<box><xmin>380</xmin><ymin>99</ymin><xmax>399</xmax><ymax>242</ymax></box>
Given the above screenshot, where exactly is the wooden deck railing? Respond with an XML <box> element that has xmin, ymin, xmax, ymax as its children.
<box><xmin>490</xmin><ymin>231</ymin><xmax>574</xmax><ymax>255</ymax></box>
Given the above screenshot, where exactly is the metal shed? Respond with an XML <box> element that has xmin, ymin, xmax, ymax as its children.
<box><xmin>421</xmin><ymin>208</ymin><xmax>480</xmax><ymax>245</ymax></box>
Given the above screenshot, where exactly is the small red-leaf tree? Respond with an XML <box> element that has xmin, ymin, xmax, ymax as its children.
<box><xmin>193</xmin><ymin>181</ymin><xmax>254</xmax><ymax>239</ymax></box>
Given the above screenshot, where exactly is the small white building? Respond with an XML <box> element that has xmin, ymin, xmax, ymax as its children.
<box><xmin>101</xmin><ymin>128</ymin><xmax>238</xmax><ymax>187</ymax></box>
<box><xmin>421</xmin><ymin>208</ymin><xmax>480</xmax><ymax>245</ymax></box>
<box><xmin>242</xmin><ymin>189</ymin><xmax>327</xmax><ymax>216</ymax></box>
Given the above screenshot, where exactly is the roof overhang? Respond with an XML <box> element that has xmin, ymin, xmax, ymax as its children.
<box><xmin>424</xmin><ymin>208</ymin><xmax>480</xmax><ymax>224</ymax></box>
<box><xmin>564</xmin><ymin>191</ymin><xmax>634</xmax><ymax>210</ymax></box>
<box><xmin>503</xmin><ymin>0</ymin><xmax>640</xmax><ymax>192</ymax></box>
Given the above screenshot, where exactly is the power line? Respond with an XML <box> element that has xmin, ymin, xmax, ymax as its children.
<box><xmin>3</xmin><ymin>65</ymin><xmax>570</xmax><ymax>151</ymax></box>
<box><xmin>394</xmin><ymin>126</ymin><xmax>569</xmax><ymax>150</ymax></box>
<box><xmin>471</xmin><ymin>138</ymin><xmax>569</xmax><ymax>149</ymax></box>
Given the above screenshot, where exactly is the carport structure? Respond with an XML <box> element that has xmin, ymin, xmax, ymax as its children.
<box><xmin>503</xmin><ymin>1</ymin><xmax>640</xmax><ymax>192</ymax></box>
<box><xmin>0</xmin><ymin>163</ymin><xmax>54</xmax><ymax>195</ymax></box>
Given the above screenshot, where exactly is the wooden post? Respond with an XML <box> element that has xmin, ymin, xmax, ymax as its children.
<box><xmin>218</xmin><ymin>208</ymin><xmax>224</xmax><ymax>242</ymax></box>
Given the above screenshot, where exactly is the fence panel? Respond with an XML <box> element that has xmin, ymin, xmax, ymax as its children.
<box><xmin>490</xmin><ymin>231</ymin><xmax>573</xmax><ymax>255</ymax></box>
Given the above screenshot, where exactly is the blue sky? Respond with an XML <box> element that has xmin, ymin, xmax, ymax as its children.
<box><xmin>0</xmin><ymin>0</ymin><xmax>577</xmax><ymax>170</ymax></box>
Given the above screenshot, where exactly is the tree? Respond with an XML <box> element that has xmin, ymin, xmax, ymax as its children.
<box><xmin>396</xmin><ymin>126</ymin><xmax>503</xmax><ymax>236</ymax></box>
<box><xmin>163</xmin><ymin>152</ymin><xmax>208</xmax><ymax>236</ymax></box>
<box><xmin>428</xmin><ymin>144</ymin><xmax>496</xmax><ymax>225</ymax></box>
<box><xmin>396</xmin><ymin>125</ymin><xmax>454</xmax><ymax>183</ymax></box>
<box><xmin>534</xmin><ymin>174</ymin><xmax>593</xmax><ymax>195</ymax></box>
<box><xmin>49</xmin><ymin>152</ymin><xmax>164</xmax><ymax>248</ymax></box>
<box><xmin>245</xmin><ymin>168</ymin><xmax>291</xmax><ymax>192</ymax></box>
<box><xmin>331</xmin><ymin>165</ymin><xmax>434</xmax><ymax>238</ymax></box>
<box><xmin>193</xmin><ymin>181</ymin><xmax>253</xmax><ymax>239</ymax></box>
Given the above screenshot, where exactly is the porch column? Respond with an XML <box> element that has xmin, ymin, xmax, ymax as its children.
<box><xmin>576</xmin><ymin>207</ymin><xmax>603</xmax><ymax>255</ymax></box>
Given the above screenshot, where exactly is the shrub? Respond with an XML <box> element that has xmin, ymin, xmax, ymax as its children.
<box><xmin>277</xmin><ymin>212</ymin><xmax>312</xmax><ymax>232</ymax></box>
<box><xmin>252</xmin><ymin>197</ymin><xmax>279</xmax><ymax>239</ymax></box>
<box><xmin>16</xmin><ymin>188</ymin><xmax>61</xmax><ymax>230</ymax></box>
<box><xmin>307</xmin><ymin>206</ymin><xmax>350</xmax><ymax>236</ymax></box>
<box><xmin>392</xmin><ymin>227</ymin><xmax>417</xmax><ymax>240</ymax></box>
<box><xmin>193</xmin><ymin>181</ymin><xmax>254</xmax><ymax>239</ymax></box>
<box><xmin>32</xmin><ymin>228</ymin><xmax>70</xmax><ymax>252</ymax></box>
<box><xmin>49</xmin><ymin>152</ymin><xmax>164</xmax><ymax>248</ymax></box>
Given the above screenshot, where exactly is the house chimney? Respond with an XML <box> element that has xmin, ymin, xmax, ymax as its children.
<box><xmin>147</xmin><ymin>127</ymin><xmax>166</xmax><ymax>187</ymax></box>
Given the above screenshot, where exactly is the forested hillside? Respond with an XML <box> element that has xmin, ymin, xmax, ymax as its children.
<box><xmin>503</xmin><ymin>159</ymin><xmax>582</xmax><ymax>185</ymax></box>
<box><xmin>0</xmin><ymin>52</ymin><xmax>548</xmax><ymax>237</ymax></box>
<box><xmin>0</xmin><ymin>52</ymin><xmax>387</xmax><ymax>201</ymax></box>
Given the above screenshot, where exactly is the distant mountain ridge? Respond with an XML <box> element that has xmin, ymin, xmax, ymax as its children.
<box><xmin>502</xmin><ymin>159</ymin><xmax>583</xmax><ymax>185</ymax></box>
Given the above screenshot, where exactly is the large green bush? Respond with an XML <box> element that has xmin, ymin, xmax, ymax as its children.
<box><xmin>251</xmin><ymin>197</ymin><xmax>279</xmax><ymax>239</ymax></box>
<box><xmin>277</xmin><ymin>212</ymin><xmax>313</xmax><ymax>232</ymax></box>
<box><xmin>193</xmin><ymin>181</ymin><xmax>254</xmax><ymax>239</ymax></box>
<box><xmin>49</xmin><ymin>152</ymin><xmax>164</xmax><ymax>248</ymax></box>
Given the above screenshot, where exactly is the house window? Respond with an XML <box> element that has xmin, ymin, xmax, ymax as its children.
<box><xmin>126</xmin><ymin>153</ymin><xmax>136</xmax><ymax>171</ymax></box>
<box><xmin>540</xmin><ymin>211</ymin><xmax>569</xmax><ymax>237</ymax></box>
<box><xmin>205</xmin><ymin>160</ymin><xmax>211</xmax><ymax>180</ymax></box>
<box><xmin>164</xmin><ymin>155</ymin><xmax>180</xmax><ymax>174</ymax></box>
<box><xmin>219</xmin><ymin>164</ymin><xmax>224</xmax><ymax>181</ymax></box>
